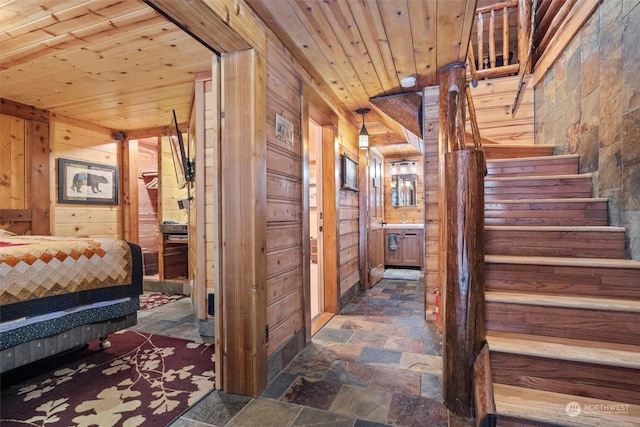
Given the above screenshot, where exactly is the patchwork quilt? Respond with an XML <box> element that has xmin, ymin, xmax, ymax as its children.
<box><xmin>0</xmin><ymin>236</ymin><xmax>138</xmax><ymax>322</ymax></box>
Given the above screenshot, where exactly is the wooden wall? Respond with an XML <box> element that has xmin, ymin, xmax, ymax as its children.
<box><xmin>1</xmin><ymin>113</ymin><xmax>28</xmax><ymax>210</ymax></box>
<box><xmin>50</xmin><ymin>119</ymin><xmax>121</xmax><ymax>238</ymax></box>
<box><xmin>136</xmin><ymin>138</ymin><xmax>159</xmax><ymax>253</ymax></box>
<box><xmin>467</xmin><ymin>74</ymin><xmax>534</xmax><ymax>144</ymax></box>
<box><xmin>383</xmin><ymin>154</ymin><xmax>425</xmax><ymax>225</ymax></box>
<box><xmin>339</xmin><ymin>142</ymin><xmax>360</xmax><ymax>297</ymax></box>
<box><xmin>0</xmin><ymin>100</ymin><xmax>50</xmax><ymax>236</ymax></box>
<box><xmin>423</xmin><ymin>87</ymin><xmax>440</xmax><ymax>318</ymax></box>
<box><xmin>262</xmin><ymin>26</ymin><xmax>361</xmax><ymax>357</ymax></box>
<box><xmin>265</xmin><ymin>31</ymin><xmax>305</xmax><ymax>356</ymax></box>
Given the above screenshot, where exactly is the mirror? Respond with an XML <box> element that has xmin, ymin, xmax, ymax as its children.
<box><xmin>391</xmin><ymin>174</ymin><xmax>417</xmax><ymax>207</ymax></box>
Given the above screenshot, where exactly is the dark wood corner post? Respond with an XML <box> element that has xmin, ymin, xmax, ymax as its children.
<box><xmin>439</xmin><ymin>63</ymin><xmax>486</xmax><ymax>418</ymax></box>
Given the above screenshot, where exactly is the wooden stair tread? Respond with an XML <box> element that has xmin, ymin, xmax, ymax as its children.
<box><xmin>486</xmin><ymin>173</ymin><xmax>593</xmax><ymax>182</ymax></box>
<box><xmin>486</xmin><ymin>254</ymin><xmax>640</xmax><ymax>269</ymax></box>
<box><xmin>493</xmin><ymin>383</ymin><xmax>640</xmax><ymax>426</ymax></box>
<box><xmin>486</xmin><ymin>331</ymin><xmax>640</xmax><ymax>369</ymax></box>
<box><xmin>486</xmin><ymin>291</ymin><xmax>640</xmax><ymax>312</ymax></box>
<box><xmin>486</xmin><ymin>153</ymin><xmax>579</xmax><ymax>164</ymax></box>
<box><xmin>485</xmin><ymin>225</ymin><xmax>626</xmax><ymax>232</ymax></box>
<box><xmin>486</xmin><ymin>197</ymin><xmax>607</xmax><ymax>204</ymax></box>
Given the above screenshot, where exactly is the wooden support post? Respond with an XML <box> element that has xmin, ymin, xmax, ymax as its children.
<box><xmin>517</xmin><ymin>0</ymin><xmax>532</xmax><ymax>74</ymax></box>
<box><xmin>220</xmin><ymin>48</ymin><xmax>267</xmax><ymax>397</ymax></box>
<box><xmin>439</xmin><ymin>62</ymin><xmax>486</xmax><ymax>418</ymax></box>
<box><xmin>443</xmin><ymin>149</ymin><xmax>486</xmax><ymax>418</ymax></box>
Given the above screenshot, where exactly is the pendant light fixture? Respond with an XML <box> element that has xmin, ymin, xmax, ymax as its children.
<box><xmin>355</xmin><ymin>107</ymin><xmax>371</xmax><ymax>149</ymax></box>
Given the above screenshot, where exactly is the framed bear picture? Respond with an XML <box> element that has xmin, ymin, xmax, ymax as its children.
<box><xmin>58</xmin><ymin>158</ymin><xmax>118</xmax><ymax>205</ymax></box>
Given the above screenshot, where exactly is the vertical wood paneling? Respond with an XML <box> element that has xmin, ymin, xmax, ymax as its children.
<box><xmin>1</xmin><ymin>104</ymin><xmax>50</xmax><ymax>236</ymax></box>
<box><xmin>136</xmin><ymin>138</ymin><xmax>159</xmax><ymax>252</ymax></box>
<box><xmin>51</xmin><ymin>119</ymin><xmax>119</xmax><ymax>238</ymax></box>
<box><xmin>221</xmin><ymin>48</ymin><xmax>267</xmax><ymax>397</ymax></box>
<box><xmin>0</xmin><ymin>114</ymin><xmax>24</xmax><ymax>209</ymax></box>
<box><xmin>422</xmin><ymin>87</ymin><xmax>440</xmax><ymax>319</ymax></box>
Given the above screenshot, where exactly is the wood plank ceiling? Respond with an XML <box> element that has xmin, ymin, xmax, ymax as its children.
<box><xmin>0</xmin><ymin>0</ymin><xmax>477</xmax><ymax>151</ymax></box>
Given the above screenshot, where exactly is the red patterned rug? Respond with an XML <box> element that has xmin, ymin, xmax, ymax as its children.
<box><xmin>139</xmin><ymin>292</ymin><xmax>185</xmax><ymax>311</ymax></box>
<box><xmin>1</xmin><ymin>331</ymin><xmax>215</xmax><ymax>426</ymax></box>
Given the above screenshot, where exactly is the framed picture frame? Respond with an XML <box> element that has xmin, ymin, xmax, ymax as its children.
<box><xmin>58</xmin><ymin>158</ymin><xmax>118</xmax><ymax>205</ymax></box>
<box><xmin>341</xmin><ymin>153</ymin><xmax>359</xmax><ymax>191</ymax></box>
<box><xmin>275</xmin><ymin>113</ymin><xmax>294</xmax><ymax>146</ymax></box>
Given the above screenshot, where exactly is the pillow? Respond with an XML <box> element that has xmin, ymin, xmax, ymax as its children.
<box><xmin>0</xmin><ymin>229</ymin><xmax>17</xmax><ymax>237</ymax></box>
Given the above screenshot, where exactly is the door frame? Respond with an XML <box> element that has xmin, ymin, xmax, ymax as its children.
<box><xmin>302</xmin><ymin>86</ymin><xmax>340</xmax><ymax>342</ymax></box>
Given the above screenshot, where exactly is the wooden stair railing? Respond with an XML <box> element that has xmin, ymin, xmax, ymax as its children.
<box><xmin>467</xmin><ymin>0</ymin><xmax>532</xmax><ymax>81</ymax></box>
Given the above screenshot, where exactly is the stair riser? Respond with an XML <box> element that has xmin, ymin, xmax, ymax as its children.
<box><xmin>490</xmin><ymin>352</ymin><xmax>640</xmax><ymax>405</ymax></box>
<box><xmin>486</xmin><ymin>303</ymin><xmax>640</xmax><ymax>345</ymax></box>
<box><xmin>485</xmin><ymin>264</ymin><xmax>640</xmax><ymax>298</ymax></box>
<box><xmin>485</xmin><ymin>231</ymin><xmax>626</xmax><ymax>258</ymax></box>
<box><xmin>485</xmin><ymin>178</ymin><xmax>593</xmax><ymax>200</ymax></box>
<box><xmin>485</xmin><ymin>217</ymin><xmax>607</xmax><ymax>226</ymax></box>
<box><xmin>482</xmin><ymin>146</ymin><xmax>555</xmax><ymax>160</ymax></box>
<box><xmin>487</xmin><ymin>159</ymin><xmax>578</xmax><ymax>178</ymax></box>
<box><xmin>485</xmin><ymin>200</ymin><xmax>608</xmax><ymax>227</ymax></box>
<box><xmin>495</xmin><ymin>416</ymin><xmax>560</xmax><ymax>427</ymax></box>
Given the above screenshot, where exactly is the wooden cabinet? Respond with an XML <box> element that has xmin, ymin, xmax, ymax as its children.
<box><xmin>384</xmin><ymin>228</ymin><xmax>424</xmax><ymax>268</ymax></box>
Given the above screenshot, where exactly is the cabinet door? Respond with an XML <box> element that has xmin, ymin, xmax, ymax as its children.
<box><xmin>401</xmin><ymin>232</ymin><xmax>422</xmax><ymax>266</ymax></box>
<box><xmin>385</xmin><ymin>232</ymin><xmax>403</xmax><ymax>265</ymax></box>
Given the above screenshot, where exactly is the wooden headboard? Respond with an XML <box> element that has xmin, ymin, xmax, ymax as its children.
<box><xmin>0</xmin><ymin>209</ymin><xmax>32</xmax><ymax>235</ymax></box>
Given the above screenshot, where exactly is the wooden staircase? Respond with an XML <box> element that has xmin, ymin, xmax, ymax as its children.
<box><xmin>481</xmin><ymin>147</ymin><xmax>640</xmax><ymax>426</ymax></box>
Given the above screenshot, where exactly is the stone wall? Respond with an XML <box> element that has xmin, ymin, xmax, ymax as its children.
<box><xmin>534</xmin><ymin>0</ymin><xmax>640</xmax><ymax>260</ymax></box>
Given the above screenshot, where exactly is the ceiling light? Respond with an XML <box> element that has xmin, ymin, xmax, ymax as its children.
<box><xmin>400</xmin><ymin>75</ymin><xmax>417</xmax><ymax>88</ymax></box>
<box><xmin>355</xmin><ymin>107</ymin><xmax>371</xmax><ymax>149</ymax></box>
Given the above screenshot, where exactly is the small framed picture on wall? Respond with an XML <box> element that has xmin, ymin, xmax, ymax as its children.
<box><xmin>58</xmin><ymin>158</ymin><xmax>118</xmax><ymax>205</ymax></box>
<box><xmin>341</xmin><ymin>153</ymin><xmax>358</xmax><ymax>191</ymax></box>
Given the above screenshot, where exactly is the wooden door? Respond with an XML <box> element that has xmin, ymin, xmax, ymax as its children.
<box><xmin>368</xmin><ymin>151</ymin><xmax>385</xmax><ymax>287</ymax></box>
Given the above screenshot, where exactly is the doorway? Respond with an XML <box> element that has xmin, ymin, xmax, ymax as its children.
<box><xmin>309</xmin><ymin>117</ymin><xmax>324</xmax><ymax>321</ymax></box>
<box><xmin>306</xmin><ymin>103</ymin><xmax>339</xmax><ymax>335</ymax></box>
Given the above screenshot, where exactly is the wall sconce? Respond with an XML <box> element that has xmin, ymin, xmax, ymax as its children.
<box><xmin>390</xmin><ymin>160</ymin><xmax>418</xmax><ymax>175</ymax></box>
<box><xmin>355</xmin><ymin>107</ymin><xmax>371</xmax><ymax>149</ymax></box>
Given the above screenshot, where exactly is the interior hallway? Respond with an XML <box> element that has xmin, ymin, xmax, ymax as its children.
<box><xmin>137</xmin><ymin>275</ymin><xmax>453</xmax><ymax>426</ymax></box>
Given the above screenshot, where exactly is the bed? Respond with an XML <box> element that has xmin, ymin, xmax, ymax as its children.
<box><xmin>0</xmin><ymin>233</ymin><xmax>143</xmax><ymax>373</ymax></box>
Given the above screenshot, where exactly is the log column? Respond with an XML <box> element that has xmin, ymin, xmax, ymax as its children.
<box><xmin>439</xmin><ymin>62</ymin><xmax>486</xmax><ymax>418</ymax></box>
<box><xmin>517</xmin><ymin>0</ymin><xmax>532</xmax><ymax>74</ymax></box>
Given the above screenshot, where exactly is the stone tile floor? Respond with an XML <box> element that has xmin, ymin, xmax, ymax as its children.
<box><xmin>135</xmin><ymin>277</ymin><xmax>465</xmax><ymax>426</ymax></box>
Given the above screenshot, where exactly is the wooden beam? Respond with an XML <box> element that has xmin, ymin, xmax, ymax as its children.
<box><xmin>144</xmin><ymin>0</ymin><xmax>265</xmax><ymax>55</ymax></box>
<box><xmin>28</xmin><ymin>118</ymin><xmax>50</xmax><ymax>235</ymax></box>
<box><xmin>220</xmin><ymin>49</ymin><xmax>267</xmax><ymax>397</ymax></box>
<box><xmin>369</xmin><ymin>92</ymin><xmax>422</xmax><ymax>137</ymax></box>
<box><xmin>122</xmin><ymin>139</ymin><xmax>139</xmax><ymax>243</ymax></box>
<box><xmin>0</xmin><ymin>98</ymin><xmax>48</xmax><ymax>123</ymax></box>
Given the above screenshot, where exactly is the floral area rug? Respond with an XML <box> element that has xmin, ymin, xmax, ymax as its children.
<box><xmin>0</xmin><ymin>331</ymin><xmax>215</xmax><ymax>427</ymax></box>
<box><xmin>139</xmin><ymin>292</ymin><xmax>185</xmax><ymax>311</ymax></box>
